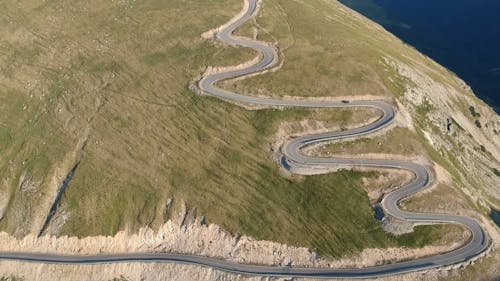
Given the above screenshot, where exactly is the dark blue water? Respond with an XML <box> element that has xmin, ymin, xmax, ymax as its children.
<box><xmin>339</xmin><ymin>0</ymin><xmax>500</xmax><ymax>113</ymax></box>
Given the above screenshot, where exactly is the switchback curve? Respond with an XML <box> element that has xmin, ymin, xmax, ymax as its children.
<box><xmin>197</xmin><ymin>0</ymin><xmax>491</xmax><ymax>277</ymax></box>
<box><xmin>0</xmin><ymin>0</ymin><xmax>491</xmax><ymax>279</ymax></box>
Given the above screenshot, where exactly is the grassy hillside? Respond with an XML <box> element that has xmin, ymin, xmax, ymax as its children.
<box><xmin>231</xmin><ymin>1</ymin><xmax>500</xmax><ymax>278</ymax></box>
<box><xmin>1</xmin><ymin>0</ymin><xmax>494</xmax><ymax>264</ymax></box>
<box><xmin>233</xmin><ymin>0</ymin><xmax>500</xmax><ymax>213</ymax></box>
<box><xmin>0</xmin><ymin>0</ymin><xmax>253</xmax><ymax>236</ymax></box>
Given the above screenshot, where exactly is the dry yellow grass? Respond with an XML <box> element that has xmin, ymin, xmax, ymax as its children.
<box><xmin>0</xmin><ymin>0</ymin><xmax>481</xmax><ymax>261</ymax></box>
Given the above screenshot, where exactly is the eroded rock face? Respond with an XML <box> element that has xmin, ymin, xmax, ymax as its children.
<box><xmin>381</xmin><ymin>214</ymin><xmax>415</xmax><ymax>235</ymax></box>
<box><xmin>0</xmin><ymin>202</ymin><xmax>470</xmax><ymax>280</ymax></box>
<box><xmin>384</xmin><ymin>57</ymin><xmax>500</xmax><ymax>205</ymax></box>
<box><xmin>1</xmin><ymin>0</ymin><xmax>499</xmax><ymax>279</ymax></box>
<box><xmin>0</xmin><ymin>214</ymin><xmax>475</xmax><ymax>281</ymax></box>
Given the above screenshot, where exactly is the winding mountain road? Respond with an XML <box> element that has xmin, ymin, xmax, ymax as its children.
<box><xmin>0</xmin><ymin>0</ymin><xmax>491</xmax><ymax>278</ymax></box>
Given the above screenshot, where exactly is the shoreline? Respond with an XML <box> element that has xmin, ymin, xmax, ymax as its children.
<box><xmin>338</xmin><ymin>0</ymin><xmax>500</xmax><ymax>114</ymax></box>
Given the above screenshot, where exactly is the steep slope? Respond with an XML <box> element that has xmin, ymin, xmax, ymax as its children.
<box><xmin>231</xmin><ymin>0</ymin><xmax>500</xmax><ymax>219</ymax></box>
<box><xmin>228</xmin><ymin>0</ymin><xmax>500</xmax><ymax>278</ymax></box>
<box><xmin>0</xmin><ymin>0</ymin><xmax>464</xmax><ymax>259</ymax></box>
<box><xmin>0</xmin><ymin>0</ymin><xmax>499</xmax><ymax>279</ymax></box>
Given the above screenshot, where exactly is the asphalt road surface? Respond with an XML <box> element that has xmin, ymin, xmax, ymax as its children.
<box><xmin>0</xmin><ymin>0</ymin><xmax>490</xmax><ymax>278</ymax></box>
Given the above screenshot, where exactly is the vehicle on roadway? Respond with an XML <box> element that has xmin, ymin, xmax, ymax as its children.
<box><xmin>0</xmin><ymin>0</ymin><xmax>491</xmax><ymax>279</ymax></box>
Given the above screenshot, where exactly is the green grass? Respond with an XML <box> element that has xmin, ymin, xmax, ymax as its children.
<box><xmin>0</xmin><ymin>0</ymin><xmax>471</xmax><ymax>258</ymax></box>
<box><xmin>468</xmin><ymin>106</ymin><xmax>481</xmax><ymax>118</ymax></box>
<box><xmin>226</xmin><ymin>0</ymin><xmax>396</xmax><ymax>98</ymax></box>
<box><xmin>492</xmin><ymin>168</ymin><xmax>500</xmax><ymax>177</ymax></box>
<box><xmin>260</xmin><ymin>170</ymin><xmax>456</xmax><ymax>256</ymax></box>
<box><xmin>316</xmin><ymin>127</ymin><xmax>424</xmax><ymax>156</ymax></box>
<box><xmin>0</xmin><ymin>0</ymin><xmax>252</xmax><ymax>236</ymax></box>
